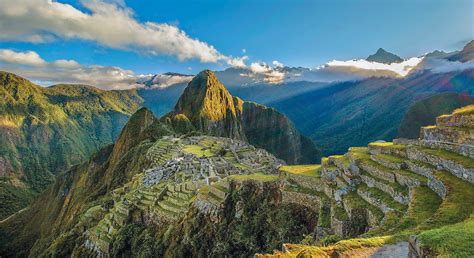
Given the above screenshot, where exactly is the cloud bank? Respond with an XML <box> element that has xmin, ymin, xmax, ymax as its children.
<box><xmin>0</xmin><ymin>49</ymin><xmax>147</xmax><ymax>89</ymax></box>
<box><xmin>0</xmin><ymin>0</ymin><xmax>242</xmax><ymax>65</ymax></box>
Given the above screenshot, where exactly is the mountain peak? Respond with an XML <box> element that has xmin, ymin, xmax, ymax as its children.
<box><xmin>174</xmin><ymin>69</ymin><xmax>240</xmax><ymax>120</ymax></box>
<box><xmin>169</xmin><ymin>70</ymin><xmax>246</xmax><ymax>139</ymax></box>
<box><xmin>366</xmin><ymin>48</ymin><xmax>403</xmax><ymax>64</ymax></box>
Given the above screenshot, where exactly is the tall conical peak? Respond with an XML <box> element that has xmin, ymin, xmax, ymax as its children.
<box><xmin>174</xmin><ymin>69</ymin><xmax>238</xmax><ymax>121</ymax></box>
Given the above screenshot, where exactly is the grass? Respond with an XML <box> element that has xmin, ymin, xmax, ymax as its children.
<box><xmin>420</xmin><ymin>170</ymin><xmax>474</xmax><ymax>229</ymax></box>
<box><xmin>368</xmin><ymin>142</ymin><xmax>406</xmax><ymax>150</ymax></box>
<box><xmin>360</xmin><ymin>167</ymin><xmax>408</xmax><ymax>196</ymax></box>
<box><xmin>418</xmin><ymin>216</ymin><xmax>474</xmax><ymax>257</ymax></box>
<box><xmin>373</xmin><ymin>153</ymin><xmax>405</xmax><ymax>164</ymax></box>
<box><xmin>276</xmin><ymin>236</ymin><xmax>396</xmax><ymax>257</ymax></box>
<box><xmin>453</xmin><ymin>104</ymin><xmax>474</xmax><ymax>115</ymax></box>
<box><xmin>343</xmin><ymin>192</ymin><xmax>384</xmax><ymax>222</ymax></box>
<box><xmin>395</xmin><ymin>169</ymin><xmax>428</xmax><ymax>184</ymax></box>
<box><xmin>182</xmin><ymin>144</ymin><xmax>215</xmax><ymax>157</ymax></box>
<box><xmin>358</xmin><ymin>183</ymin><xmax>407</xmax><ymax>212</ymax></box>
<box><xmin>280</xmin><ymin>164</ymin><xmax>321</xmax><ymax>177</ymax></box>
<box><xmin>228</xmin><ymin>172</ymin><xmax>279</xmax><ymax>182</ymax></box>
<box><xmin>415</xmin><ymin>146</ymin><xmax>474</xmax><ymax>169</ymax></box>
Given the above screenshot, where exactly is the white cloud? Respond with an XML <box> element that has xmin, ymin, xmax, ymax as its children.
<box><xmin>326</xmin><ymin>57</ymin><xmax>423</xmax><ymax>77</ymax></box>
<box><xmin>52</xmin><ymin>59</ymin><xmax>81</xmax><ymax>68</ymax></box>
<box><xmin>0</xmin><ymin>49</ymin><xmax>46</xmax><ymax>66</ymax></box>
<box><xmin>0</xmin><ymin>0</ymin><xmax>242</xmax><ymax>64</ymax></box>
<box><xmin>0</xmin><ymin>48</ymin><xmax>146</xmax><ymax>89</ymax></box>
<box><xmin>272</xmin><ymin>60</ymin><xmax>284</xmax><ymax>68</ymax></box>
<box><xmin>226</xmin><ymin>56</ymin><xmax>248</xmax><ymax>68</ymax></box>
<box><xmin>242</xmin><ymin>62</ymin><xmax>286</xmax><ymax>84</ymax></box>
<box><xmin>418</xmin><ymin>58</ymin><xmax>474</xmax><ymax>73</ymax></box>
<box><xmin>145</xmin><ymin>73</ymin><xmax>193</xmax><ymax>89</ymax></box>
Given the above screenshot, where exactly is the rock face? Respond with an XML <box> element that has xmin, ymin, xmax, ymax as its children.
<box><xmin>164</xmin><ymin>70</ymin><xmax>320</xmax><ymax>164</ymax></box>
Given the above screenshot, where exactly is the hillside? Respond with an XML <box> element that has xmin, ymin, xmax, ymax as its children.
<box><xmin>260</xmin><ymin>105</ymin><xmax>474</xmax><ymax>257</ymax></box>
<box><xmin>270</xmin><ymin>69</ymin><xmax>474</xmax><ymax>155</ymax></box>
<box><xmin>163</xmin><ymin>70</ymin><xmax>321</xmax><ymax>164</ymax></box>
<box><xmin>2</xmin><ymin>101</ymin><xmax>473</xmax><ymax>257</ymax></box>
<box><xmin>0</xmin><ymin>71</ymin><xmax>143</xmax><ymax>219</ymax></box>
<box><xmin>398</xmin><ymin>92</ymin><xmax>474</xmax><ymax>139</ymax></box>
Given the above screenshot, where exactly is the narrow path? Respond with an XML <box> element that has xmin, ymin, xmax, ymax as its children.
<box><xmin>337</xmin><ymin>241</ymin><xmax>409</xmax><ymax>258</ymax></box>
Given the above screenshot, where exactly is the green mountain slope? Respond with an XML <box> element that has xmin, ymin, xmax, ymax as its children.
<box><xmin>0</xmin><ymin>71</ymin><xmax>143</xmax><ymax>219</ymax></box>
<box><xmin>270</xmin><ymin>69</ymin><xmax>474</xmax><ymax>156</ymax></box>
<box><xmin>398</xmin><ymin>92</ymin><xmax>474</xmax><ymax>139</ymax></box>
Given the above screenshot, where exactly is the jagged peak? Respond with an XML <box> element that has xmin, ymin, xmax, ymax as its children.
<box><xmin>366</xmin><ymin>48</ymin><xmax>403</xmax><ymax>64</ymax></box>
<box><xmin>174</xmin><ymin>69</ymin><xmax>238</xmax><ymax>121</ymax></box>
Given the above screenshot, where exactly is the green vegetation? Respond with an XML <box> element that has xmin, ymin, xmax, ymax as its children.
<box><xmin>415</xmin><ymin>146</ymin><xmax>474</xmax><ymax>169</ymax></box>
<box><xmin>280</xmin><ymin>164</ymin><xmax>321</xmax><ymax>177</ymax></box>
<box><xmin>398</xmin><ymin>93</ymin><xmax>474</xmax><ymax>138</ymax></box>
<box><xmin>182</xmin><ymin>144</ymin><xmax>215</xmax><ymax>157</ymax></box>
<box><xmin>229</xmin><ymin>172</ymin><xmax>279</xmax><ymax>182</ymax></box>
<box><xmin>0</xmin><ymin>71</ymin><xmax>143</xmax><ymax>219</ymax></box>
<box><xmin>418</xmin><ymin>216</ymin><xmax>474</xmax><ymax>257</ymax></box>
<box><xmin>358</xmin><ymin>183</ymin><xmax>407</xmax><ymax>211</ymax></box>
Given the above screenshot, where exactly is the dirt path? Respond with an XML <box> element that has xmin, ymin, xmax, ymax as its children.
<box><xmin>338</xmin><ymin>241</ymin><xmax>409</xmax><ymax>258</ymax></box>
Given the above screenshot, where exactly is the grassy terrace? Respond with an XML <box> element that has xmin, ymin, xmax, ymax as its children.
<box><xmin>358</xmin><ymin>183</ymin><xmax>407</xmax><ymax>212</ymax></box>
<box><xmin>280</xmin><ymin>164</ymin><xmax>321</xmax><ymax>177</ymax></box>
<box><xmin>414</xmin><ymin>146</ymin><xmax>474</xmax><ymax>169</ymax></box>
<box><xmin>343</xmin><ymin>192</ymin><xmax>384</xmax><ymax>222</ymax></box>
<box><xmin>329</xmin><ymin>155</ymin><xmax>351</xmax><ymax>167</ymax></box>
<box><xmin>228</xmin><ymin>172</ymin><xmax>279</xmax><ymax>182</ymax></box>
<box><xmin>418</xmin><ymin>216</ymin><xmax>474</xmax><ymax>257</ymax></box>
<box><xmin>182</xmin><ymin>144</ymin><xmax>215</xmax><ymax>157</ymax></box>
<box><xmin>395</xmin><ymin>169</ymin><xmax>428</xmax><ymax>184</ymax></box>
<box><xmin>348</xmin><ymin>147</ymin><xmax>371</xmax><ymax>160</ymax></box>
<box><xmin>453</xmin><ymin>104</ymin><xmax>474</xmax><ymax>115</ymax></box>
<box><xmin>368</xmin><ymin>142</ymin><xmax>406</xmax><ymax>150</ymax></box>
<box><xmin>373</xmin><ymin>153</ymin><xmax>405</xmax><ymax>164</ymax></box>
<box><xmin>359</xmin><ymin>170</ymin><xmax>409</xmax><ymax>196</ymax></box>
<box><xmin>421</xmin><ymin>170</ymin><xmax>474</xmax><ymax>228</ymax></box>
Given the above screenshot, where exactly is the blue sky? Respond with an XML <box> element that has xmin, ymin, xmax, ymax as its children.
<box><xmin>0</xmin><ymin>0</ymin><xmax>472</xmax><ymax>87</ymax></box>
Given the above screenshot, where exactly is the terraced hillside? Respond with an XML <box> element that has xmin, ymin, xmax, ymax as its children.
<box><xmin>2</xmin><ymin>104</ymin><xmax>473</xmax><ymax>257</ymax></box>
<box><xmin>261</xmin><ymin>105</ymin><xmax>474</xmax><ymax>257</ymax></box>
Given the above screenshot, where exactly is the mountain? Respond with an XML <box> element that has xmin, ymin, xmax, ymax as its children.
<box><xmin>0</xmin><ymin>71</ymin><xmax>143</xmax><ymax>219</ymax></box>
<box><xmin>270</xmin><ymin>69</ymin><xmax>474</xmax><ymax>155</ymax></box>
<box><xmin>2</xmin><ymin>101</ymin><xmax>473</xmax><ymax>257</ymax></box>
<box><xmin>366</xmin><ymin>48</ymin><xmax>403</xmax><ymax>64</ymax></box>
<box><xmin>447</xmin><ymin>40</ymin><xmax>474</xmax><ymax>62</ymax></box>
<box><xmin>164</xmin><ymin>70</ymin><xmax>320</xmax><ymax>164</ymax></box>
<box><xmin>398</xmin><ymin>92</ymin><xmax>474</xmax><ymax>139</ymax></box>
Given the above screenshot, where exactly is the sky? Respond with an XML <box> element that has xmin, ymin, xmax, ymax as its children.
<box><xmin>0</xmin><ymin>0</ymin><xmax>472</xmax><ymax>88</ymax></box>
